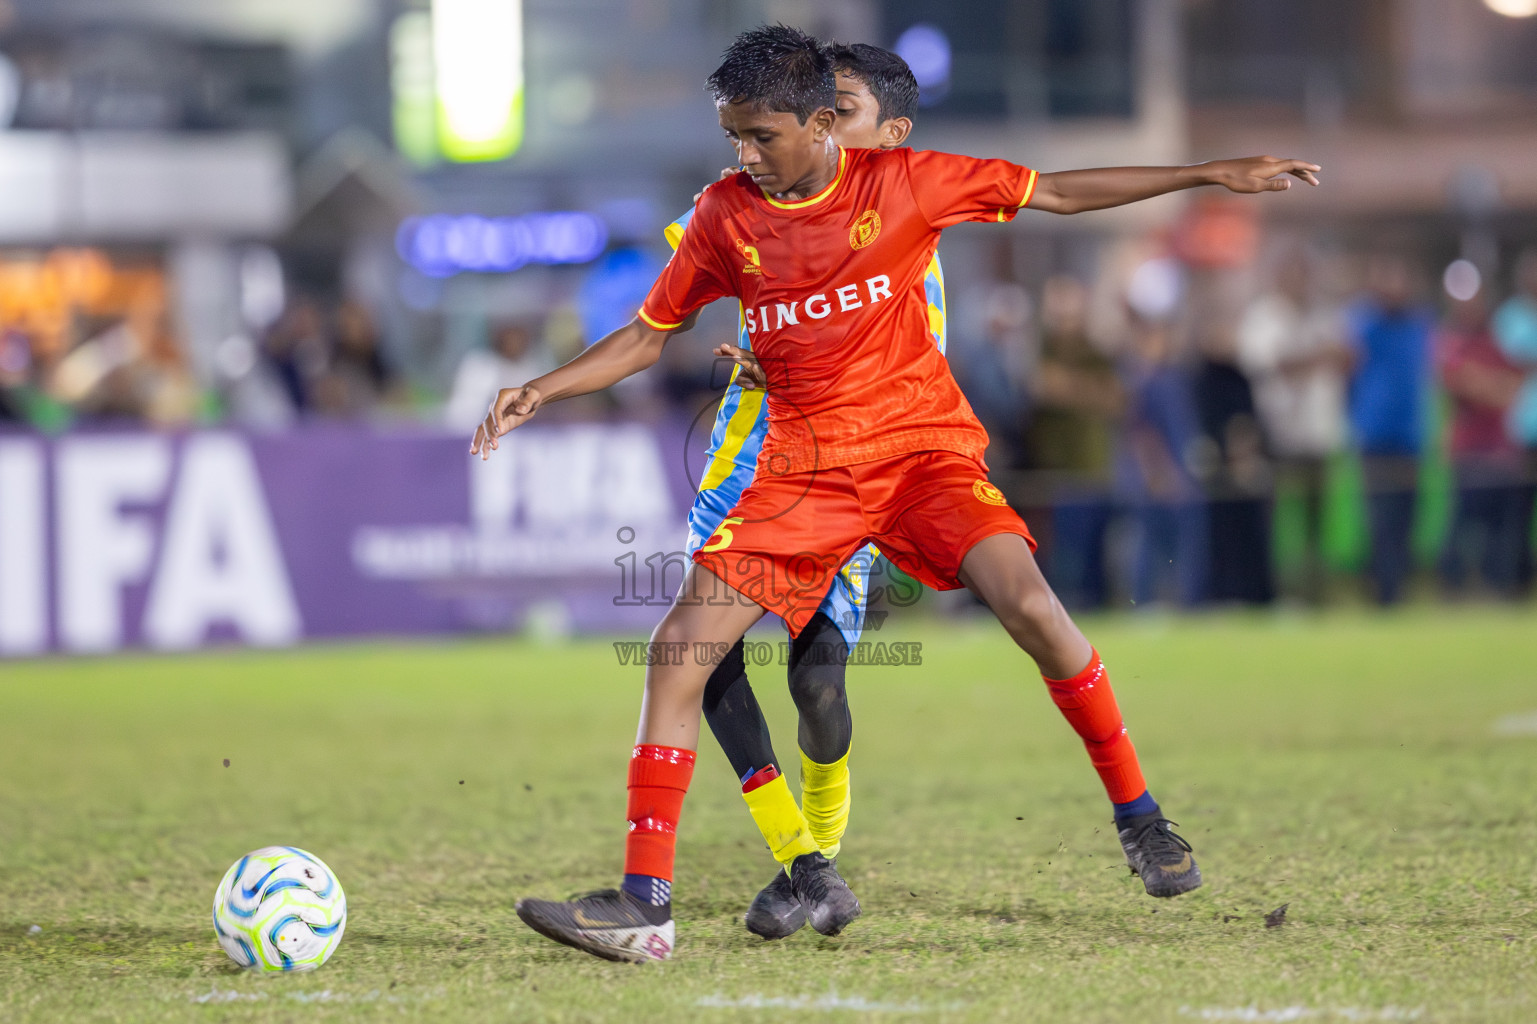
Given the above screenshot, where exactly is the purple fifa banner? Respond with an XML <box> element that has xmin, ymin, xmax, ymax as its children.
<box><xmin>0</xmin><ymin>420</ymin><xmax>704</xmax><ymax>657</ymax></box>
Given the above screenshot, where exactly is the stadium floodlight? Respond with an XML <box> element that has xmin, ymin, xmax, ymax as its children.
<box><xmin>1483</xmin><ymin>0</ymin><xmax>1537</xmax><ymax>16</ymax></box>
<box><xmin>432</xmin><ymin>0</ymin><xmax>524</xmax><ymax>162</ymax></box>
<box><xmin>390</xmin><ymin>11</ymin><xmax>439</xmax><ymax>166</ymax></box>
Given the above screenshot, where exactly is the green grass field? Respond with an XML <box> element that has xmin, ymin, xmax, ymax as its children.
<box><xmin>2</xmin><ymin>609</ymin><xmax>1535</xmax><ymax>1023</ymax></box>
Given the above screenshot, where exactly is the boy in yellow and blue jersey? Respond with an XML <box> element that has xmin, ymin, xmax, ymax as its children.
<box><xmin>666</xmin><ymin>43</ymin><xmax>942</xmax><ymax>939</ymax></box>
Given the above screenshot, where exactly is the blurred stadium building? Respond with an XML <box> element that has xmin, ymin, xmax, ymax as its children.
<box><xmin>0</xmin><ymin>0</ymin><xmax>1536</xmax><ymax>655</ymax></box>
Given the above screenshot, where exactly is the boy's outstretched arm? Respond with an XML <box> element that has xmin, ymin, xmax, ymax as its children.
<box><xmin>1028</xmin><ymin>156</ymin><xmax>1320</xmax><ymax>215</ymax></box>
<box><xmin>469</xmin><ymin>316</ymin><xmax>674</xmax><ymax>458</ymax></box>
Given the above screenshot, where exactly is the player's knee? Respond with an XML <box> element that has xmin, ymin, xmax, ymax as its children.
<box><xmin>999</xmin><ymin>584</ymin><xmax>1064</xmax><ymax>642</ymax></box>
<box><xmin>787</xmin><ymin>663</ymin><xmax>846</xmax><ymax>718</ymax></box>
<box><xmin>648</xmin><ymin>608</ymin><xmax>703</xmax><ymax>653</ymax></box>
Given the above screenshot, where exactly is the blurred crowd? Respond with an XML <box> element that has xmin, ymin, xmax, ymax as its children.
<box><xmin>0</xmin><ymin>249</ymin><xmax>200</xmax><ymax>430</ymax></box>
<box><xmin>4</xmin><ymin>229</ymin><xmax>1537</xmax><ymax>611</ymax></box>
<box><xmin>219</xmin><ymin>298</ymin><xmax>406</xmax><ymax>425</ymax></box>
<box><xmin>0</xmin><ymin>252</ymin><xmax>409</xmax><ymax>429</ymax></box>
<box><xmin>946</xmin><ymin>235</ymin><xmax>1537</xmax><ymax>610</ymax></box>
<box><xmin>417</xmin><ymin>224</ymin><xmax>1537</xmax><ymax>611</ymax></box>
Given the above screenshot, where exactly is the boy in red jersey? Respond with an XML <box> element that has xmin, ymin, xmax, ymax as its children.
<box><xmin>681</xmin><ymin>42</ymin><xmax>948</xmax><ymax>945</ymax></box>
<box><xmin>474</xmin><ymin>26</ymin><xmax>1319</xmax><ymax>963</ymax></box>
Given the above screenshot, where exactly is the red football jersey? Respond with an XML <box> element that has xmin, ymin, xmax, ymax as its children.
<box><xmin>640</xmin><ymin>146</ymin><xmax>1038</xmax><ymax>474</ymax></box>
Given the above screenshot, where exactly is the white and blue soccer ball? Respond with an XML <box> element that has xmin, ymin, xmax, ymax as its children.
<box><xmin>212</xmin><ymin>846</ymin><xmax>347</xmax><ymax>972</ymax></box>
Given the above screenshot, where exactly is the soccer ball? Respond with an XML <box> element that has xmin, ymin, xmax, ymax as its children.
<box><xmin>212</xmin><ymin>846</ymin><xmax>347</xmax><ymax>971</ymax></box>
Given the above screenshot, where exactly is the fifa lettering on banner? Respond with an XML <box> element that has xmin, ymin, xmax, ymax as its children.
<box><xmin>0</xmin><ymin>440</ymin><xmax>47</xmax><ymax>655</ymax></box>
<box><xmin>745</xmin><ymin>275</ymin><xmax>892</xmax><ymax>337</ymax></box>
<box><xmin>0</xmin><ymin>433</ymin><xmax>301</xmax><ymax>656</ymax></box>
<box><xmin>353</xmin><ymin>424</ymin><xmax>678</xmax><ymax>582</ymax></box>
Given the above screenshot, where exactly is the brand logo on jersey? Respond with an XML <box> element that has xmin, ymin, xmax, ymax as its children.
<box><xmin>736</xmin><ymin>238</ymin><xmax>763</xmax><ymax>275</ymax></box>
<box><xmin>849</xmin><ymin>209</ymin><xmax>881</xmax><ymax>250</ymax></box>
<box><xmin>743</xmin><ymin>275</ymin><xmax>893</xmax><ymax>337</ymax></box>
<box><xmin>973</xmin><ymin>480</ymin><xmax>1007</xmax><ymax>506</ymax></box>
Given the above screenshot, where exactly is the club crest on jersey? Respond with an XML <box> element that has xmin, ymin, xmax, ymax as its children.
<box><xmin>973</xmin><ymin>480</ymin><xmax>1008</xmax><ymax>506</ymax></box>
<box><xmin>736</xmin><ymin>238</ymin><xmax>763</xmax><ymax>275</ymax></box>
<box><xmin>849</xmin><ymin>209</ymin><xmax>881</xmax><ymax>250</ymax></box>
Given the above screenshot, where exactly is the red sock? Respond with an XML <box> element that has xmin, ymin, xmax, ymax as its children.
<box><xmin>1042</xmin><ymin>650</ymin><xmax>1147</xmax><ymax>804</ymax></box>
<box><xmin>623</xmin><ymin>744</ymin><xmax>696</xmax><ymax>883</ymax></box>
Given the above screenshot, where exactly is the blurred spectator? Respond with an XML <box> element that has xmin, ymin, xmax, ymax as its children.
<box><xmin>215</xmin><ymin>331</ymin><xmax>298</xmax><ymax>429</ymax></box>
<box><xmin>1191</xmin><ymin>270</ymin><xmax>1274</xmax><ymax>605</ymax></box>
<box><xmin>1495</xmin><ymin>248</ymin><xmax>1537</xmax><ymax>451</ymax></box>
<box><xmin>255</xmin><ymin>297</ymin><xmax>399</xmax><ymax>420</ymax></box>
<box><xmin>335</xmin><ymin>302</ymin><xmax>392</xmax><ymax>393</ymax></box>
<box><xmin>263</xmin><ymin>299</ymin><xmax>329</xmax><ymax>414</ymax></box>
<box><xmin>48</xmin><ymin>294</ymin><xmax>198</xmax><ymax>425</ymax></box>
<box><xmin>0</xmin><ymin>330</ymin><xmax>35</xmax><ymax>423</ymax></box>
<box><xmin>1436</xmin><ymin>287</ymin><xmax>1531</xmax><ymax>598</ymax></box>
<box><xmin>953</xmin><ymin>242</ymin><xmax>1034</xmax><ymax>468</ymax></box>
<box><xmin>443</xmin><ymin>321</ymin><xmax>554</xmax><ymax>431</ymax></box>
<box><xmin>1347</xmin><ymin>253</ymin><xmax>1434</xmax><ymax>605</ymax></box>
<box><xmin>1115</xmin><ymin>259</ymin><xmax>1208</xmax><ymax>607</ymax></box>
<box><xmin>1492</xmin><ymin>246</ymin><xmax>1537</xmax><ymax>590</ymax></box>
<box><xmin>1027</xmin><ymin>275</ymin><xmax>1123</xmax><ymax>608</ymax></box>
<box><xmin>313</xmin><ymin>301</ymin><xmax>396</xmax><ymax>417</ymax></box>
<box><xmin>1237</xmin><ymin>248</ymin><xmax>1351</xmax><ymax>602</ymax></box>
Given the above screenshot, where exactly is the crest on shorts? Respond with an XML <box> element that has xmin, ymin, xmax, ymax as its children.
<box><xmin>973</xmin><ymin>480</ymin><xmax>1008</xmax><ymax>506</ymax></box>
<box><xmin>849</xmin><ymin>209</ymin><xmax>881</xmax><ymax>250</ymax></box>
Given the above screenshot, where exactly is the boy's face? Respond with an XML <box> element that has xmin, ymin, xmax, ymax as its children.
<box><xmin>831</xmin><ymin>71</ymin><xmax>905</xmax><ymax>150</ymax></box>
<box><xmin>718</xmin><ymin>100</ymin><xmax>835</xmax><ymax>197</ymax></box>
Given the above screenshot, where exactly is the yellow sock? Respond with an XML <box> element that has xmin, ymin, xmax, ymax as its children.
<box><xmin>799</xmin><ymin>748</ymin><xmax>851</xmax><ymax>860</ymax></box>
<box><xmin>741</xmin><ymin>774</ymin><xmax>819</xmax><ymax>868</ymax></box>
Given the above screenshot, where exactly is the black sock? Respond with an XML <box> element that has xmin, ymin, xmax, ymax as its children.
<box><xmin>701</xmin><ymin>637</ymin><xmax>779</xmax><ymax>781</ymax></box>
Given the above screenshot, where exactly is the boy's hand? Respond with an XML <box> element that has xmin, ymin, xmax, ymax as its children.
<box><xmin>694</xmin><ymin>167</ymin><xmax>739</xmax><ymax>205</ymax></box>
<box><xmin>714</xmin><ymin>343</ymin><xmax>766</xmax><ymax>390</ymax></box>
<box><xmin>1206</xmin><ymin>156</ymin><xmax>1320</xmax><ymax>193</ymax></box>
<box><xmin>470</xmin><ymin>384</ymin><xmax>543</xmax><ymax>460</ymax></box>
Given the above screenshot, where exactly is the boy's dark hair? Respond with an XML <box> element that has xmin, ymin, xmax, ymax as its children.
<box><xmin>706</xmin><ymin>24</ymin><xmax>835</xmax><ymax>125</ymax></box>
<box><xmin>824</xmin><ymin>42</ymin><xmax>920</xmax><ymax>124</ymax></box>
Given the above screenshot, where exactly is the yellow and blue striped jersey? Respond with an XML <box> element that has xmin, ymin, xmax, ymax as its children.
<box><xmin>667</xmin><ymin>205</ymin><xmax>948</xmax><ymax>507</ymax></box>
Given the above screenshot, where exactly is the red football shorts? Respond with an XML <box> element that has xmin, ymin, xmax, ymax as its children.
<box><xmin>691</xmin><ymin>450</ymin><xmax>1035</xmax><ymax>637</ymax></box>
